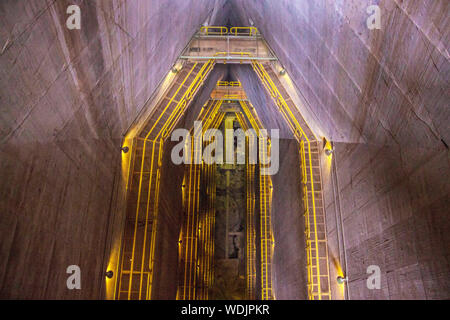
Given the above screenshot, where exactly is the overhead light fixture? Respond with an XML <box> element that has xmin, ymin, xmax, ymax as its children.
<box><xmin>279</xmin><ymin>68</ymin><xmax>286</xmax><ymax>75</ymax></box>
<box><xmin>121</xmin><ymin>146</ymin><xmax>129</xmax><ymax>153</ymax></box>
<box><xmin>325</xmin><ymin>148</ymin><xmax>333</xmax><ymax>156</ymax></box>
<box><xmin>323</xmin><ymin>138</ymin><xmax>333</xmax><ymax>156</ymax></box>
<box><xmin>105</xmin><ymin>270</ymin><xmax>114</xmax><ymax>279</ymax></box>
<box><xmin>171</xmin><ymin>67</ymin><xmax>179</xmax><ymax>73</ymax></box>
<box><xmin>337</xmin><ymin>276</ymin><xmax>347</xmax><ymax>284</ymax></box>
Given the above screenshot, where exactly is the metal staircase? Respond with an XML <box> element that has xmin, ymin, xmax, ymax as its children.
<box><xmin>177</xmin><ymin>101</ymin><xmax>223</xmax><ymax>300</ymax></box>
<box><xmin>116</xmin><ymin>60</ymin><xmax>215</xmax><ymax>300</ymax></box>
<box><xmin>116</xmin><ymin>25</ymin><xmax>331</xmax><ymax>301</ymax></box>
<box><xmin>252</xmin><ymin>61</ymin><xmax>331</xmax><ymax>300</ymax></box>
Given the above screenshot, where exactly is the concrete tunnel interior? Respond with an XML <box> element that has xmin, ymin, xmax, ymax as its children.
<box><xmin>0</xmin><ymin>0</ymin><xmax>449</xmax><ymax>301</ymax></box>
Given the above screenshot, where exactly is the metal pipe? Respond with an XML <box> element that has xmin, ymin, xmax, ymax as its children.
<box><xmin>332</xmin><ymin>151</ymin><xmax>350</xmax><ymax>300</ymax></box>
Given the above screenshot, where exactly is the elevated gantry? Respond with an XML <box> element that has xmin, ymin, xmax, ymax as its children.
<box><xmin>112</xmin><ymin>26</ymin><xmax>331</xmax><ymax>300</ymax></box>
<box><xmin>180</xmin><ymin>26</ymin><xmax>277</xmax><ymax>63</ymax></box>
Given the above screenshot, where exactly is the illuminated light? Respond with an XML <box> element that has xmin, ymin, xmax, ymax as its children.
<box><xmin>117</xmin><ymin>60</ymin><xmax>215</xmax><ymax>301</ymax></box>
<box><xmin>337</xmin><ymin>276</ymin><xmax>348</xmax><ymax>284</ymax></box>
<box><xmin>105</xmin><ymin>270</ymin><xmax>114</xmax><ymax>279</ymax></box>
<box><xmin>252</xmin><ymin>60</ymin><xmax>331</xmax><ymax>300</ymax></box>
<box><xmin>171</xmin><ymin>62</ymin><xmax>183</xmax><ymax>74</ymax></box>
<box><xmin>323</xmin><ymin>138</ymin><xmax>333</xmax><ymax>156</ymax></box>
<box><xmin>121</xmin><ymin>146</ymin><xmax>129</xmax><ymax>153</ymax></box>
<box><xmin>105</xmin><ymin>247</ymin><xmax>121</xmax><ymax>300</ymax></box>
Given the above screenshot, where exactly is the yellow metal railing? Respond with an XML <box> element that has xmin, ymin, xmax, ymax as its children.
<box><xmin>230</xmin><ymin>26</ymin><xmax>258</xmax><ymax>36</ymax></box>
<box><xmin>259</xmin><ymin>135</ymin><xmax>274</xmax><ymax>300</ymax></box>
<box><xmin>239</xmin><ymin>100</ymin><xmax>262</xmax><ymax>136</ymax></box>
<box><xmin>200</xmin><ymin>26</ymin><xmax>228</xmax><ymax>35</ymax></box>
<box><xmin>200</xmin><ymin>26</ymin><xmax>259</xmax><ymax>36</ymax></box>
<box><xmin>214</xmin><ymin>51</ymin><xmax>253</xmax><ymax>64</ymax></box>
<box><xmin>177</xmin><ymin>101</ymin><xmax>223</xmax><ymax>300</ymax></box>
<box><xmin>217</xmin><ymin>80</ymin><xmax>241</xmax><ymax>87</ymax></box>
<box><xmin>214</xmin><ymin>52</ymin><xmax>253</xmax><ymax>57</ymax></box>
<box><xmin>117</xmin><ymin>60</ymin><xmax>215</xmax><ymax>300</ymax></box>
<box><xmin>251</xmin><ymin>61</ymin><xmax>330</xmax><ymax>300</ymax></box>
<box><xmin>238</xmin><ymin>99</ymin><xmax>273</xmax><ymax>300</ymax></box>
<box><xmin>239</xmin><ymin>113</ymin><xmax>258</xmax><ymax>299</ymax></box>
<box><xmin>235</xmin><ymin>112</ymin><xmax>248</xmax><ymax>131</ymax></box>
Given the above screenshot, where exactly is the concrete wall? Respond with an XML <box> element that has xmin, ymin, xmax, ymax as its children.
<box><xmin>0</xmin><ymin>0</ymin><xmax>226</xmax><ymax>299</ymax></box>
<box><xmin>232</xmin><ymin>65</ymin><xmax>293</xmax><ymax>139</ymax></box>
<box><xmin>272</xmin><ymin>139</ymin><xmax>307</xmax><ymax>300</ymax></box>
<box><xmin>1</xmin><ymin>0</ymin><xmax>448</xmax><ymax>300</ymax></box>
<box><xmin>322</xmin><ymin>142</ymin><xmax>450</xmax><ymax>299</ymax></box>
<box><xmin>232</xmin><ymin>0</ymin><xmax>450</xmax><ymax>299</ymax></box>
<box><xmin>232</xmin><ymin>0</ymin><xmax>449</xmax><ymax>146</ymax></box>
<box><xmin>151</xmin><ymin>141</ymin><xmax>185</xmax><ymax>300</ymax></box>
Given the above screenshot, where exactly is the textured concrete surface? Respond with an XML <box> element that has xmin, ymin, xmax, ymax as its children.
<box><xmin>231</xmin><ymin>0</ymin><xmax>449</xmax><ymax>146</ymax></box>
<box><xmin>231</xmin><ymin>0</ymin><xmax>449</xmax><ymax>300</ymax></box>
<box><xmin>322</xmin><ymin>143</ymin><xmax>450</xmax><ymax>299</ymax></box>
<box><xmin>232</xmin><ymin>65</ymin><xmax>293</xmax><ymax>139</ymax></box>
<box><xmin>271</xmin><ymin>139</ymin><xmax>307</xmax><ymax>300</ymax></box>
<box><xmin>0</xmin><ymin>0</ymin><xmax>226</xmax><ymax>299</ymax></box>
<box><xmin>151</xmin><ymin>141</ymin><xmax>185</xmax><ymax>300</ymax></box>
<box><xmin>0</xmin><ymin>0</ymin><xmax>448</xmax><ymax>300</ymax></box>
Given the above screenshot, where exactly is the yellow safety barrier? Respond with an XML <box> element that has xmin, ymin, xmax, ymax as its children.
<box><xmin>217</xmin><ymin>80</ymin><xmax>241</xmax><ymax>87</ymax></box>
<box><xmin>117</xmin><ymin>60</ymin><xmax>215</xmax><ymax>300</ymax></box>
<box><xmin>214</xmin><ymin>51</ymin><xmax>253</xmax><ymax>57</ymax></box>
<box><xmin>200</xmin><ymin>26</ymin><xmax>259</xmax><ymax>36</ymax></box>
<box><xmin>251</xmin><ymin>61</ymin><xmax>330</xmax><ymax>300</ymax></box>
<box><xmin>238</xmin><ymin>100</ymin><xmax>273</xmax><ymax>300</ymax></box>
<box><xmin>200</xmin><ymin>26</ymin><xmax>228</xmax><ymax>35</ymax></box>
<box><xmin>230</xmin><ymin>26</ymin><xmax>258</xmax><ymax>36</ymax></box>
<box><xmin>177</xmin><ymin>101</ymin><xmax>224</xmax><ymax>300</ymax></box>
<box><xmin>214</xmin><ymin>51</ymin><xmax>253</xmax><ymax>64</ymax></box>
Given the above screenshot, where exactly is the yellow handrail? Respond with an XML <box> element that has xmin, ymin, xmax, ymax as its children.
<box><xmin>214</xmin><ymin>51</ymin><xmax>253</xmax><ymax>57</ymax></box>
<box><xmin>229</xmin><ymin>26</ymin><xmax>258</xmax><ymax>36</ymax></box>
<box><xmin>223</xmin><ymin>94</ymin><xmax>240</xmax><ymax>99</ymax></box>
<box><xmin>217</xmin><ymin>80</ymin><xmax>241</xmax><ymax>87</ymax></box>
<box><xmin>199</xmin><ymin>26</ymin><xmax>259</xmax><ymax>36</ymax></box>
<box><xmin>251</xmin><ymin>61</ymin><xmax>330</xmax><ymax>300</ymax></box>
<box><xmin>200</xmin><ymin>26</ymin><xmax>228</xmax><ymax>35</ymax></box>
<box><xmin>120</xmin><ymin>60</ymin><xmax>215</xmax><ymax>301</ymax></box>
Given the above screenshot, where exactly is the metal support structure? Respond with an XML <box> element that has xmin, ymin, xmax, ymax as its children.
<box><xmin>176</xmin><ymin>101</ymin><xmax>224</xmax><ymax>300</ymax></box>
<box><xmin>116</xmin><ymin>24</ymin><xmax>332</xmax><ymax>301</ymax></box>
<box><xmin>116</xmin><ymin>60</ymin><xmax>215</xmax><ymax>300</ymax></box>
<box><xmin>238</xmin><ymin>100</ymin><xmax>273</xmax><ymax>300</ymax></box>
<box><xmin>251</xmin><ymin>61</ymin><xmax>331</xmax><ymax>300</ymax></box>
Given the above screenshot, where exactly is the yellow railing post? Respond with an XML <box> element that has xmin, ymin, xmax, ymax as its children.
<box><xmin>250</xmin><ymin>61</ymin><xmax>331</xmax><ymax>300</ymax></box>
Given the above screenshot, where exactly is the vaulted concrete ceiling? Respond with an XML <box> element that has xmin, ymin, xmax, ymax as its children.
<box><xmin>230</xmin><ymin>0</ymin><xmax>449</xmax><ymax>148</ymax></box>
<box><xmin>0</xmin><ymin>0</ymin><xmax>229</xmax><ymax>147</ymax></box>
<box><xmin>1</xmin><ymin>0</ymin><xmax>447</xmax><ymax>147</ymax></box>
